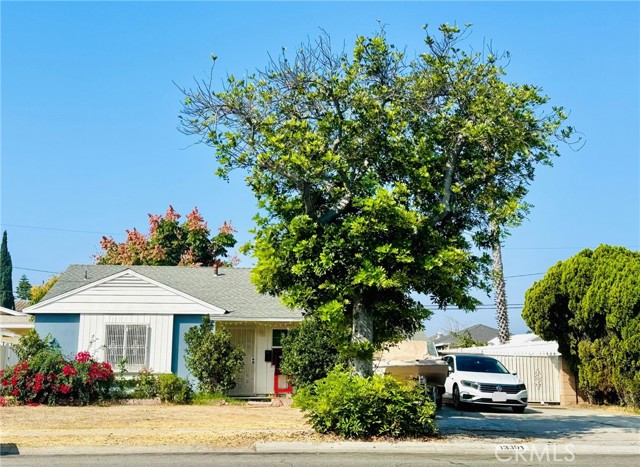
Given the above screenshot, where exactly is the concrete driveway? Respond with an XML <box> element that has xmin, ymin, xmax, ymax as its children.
<box><xmin>437</xmin><ymin>404</ymin><xmax>640</xmax><ymax>445</ymax></box>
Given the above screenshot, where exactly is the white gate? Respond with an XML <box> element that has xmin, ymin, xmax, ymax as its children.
<box><xmin>228</xmin><ymin>328</ymin><xmax>255</xmax><ymax>396</ymax></box>
<box><xmin>490</xmin><ymin>354</ymin><xmax>561</xmax><ymax>403</ymax></box>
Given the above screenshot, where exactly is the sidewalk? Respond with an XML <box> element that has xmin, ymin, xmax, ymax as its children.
<box><xmin>4</xmin><ymin>437</ymin><xmax>639</xmax><ymax>457</ymax></box>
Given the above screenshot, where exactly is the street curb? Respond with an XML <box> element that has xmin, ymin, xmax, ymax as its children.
<box><xmin>5</xmin><ymin>440</ymin><xmax>639</xmax><ymax>457</ymax></box>
<box><xmin>255</xmin><ymin>441</ymin><xmax>640</xmax><ymax>456</ymax></box>
<box><xmin>4</xmin><ymin>444</ymin><xmax>252</xmax><ymax>457</ymax></box>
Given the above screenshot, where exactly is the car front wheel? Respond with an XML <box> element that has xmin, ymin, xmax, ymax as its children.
<box><xmin>453</xmin><ymin>384</ymin><xmax>463</xmax><ymax>410</ymax></box>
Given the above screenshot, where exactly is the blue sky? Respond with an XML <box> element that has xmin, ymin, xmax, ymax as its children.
<box><xmin>1</xmin><ymin>1</ymin><xmax>638</xmax><ymax>335</ymax></box>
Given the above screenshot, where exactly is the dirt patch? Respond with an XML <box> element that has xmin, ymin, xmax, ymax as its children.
<box><xmin>0</xmin><ymin>404</ymin><xmax>333</xmax><ymax>448</ymax></box>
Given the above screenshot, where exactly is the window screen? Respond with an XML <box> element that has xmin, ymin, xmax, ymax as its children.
<box><xmin>105</xmin><ymin>324</ymin><xmax>149</xmax><ymax>371</ymax></box>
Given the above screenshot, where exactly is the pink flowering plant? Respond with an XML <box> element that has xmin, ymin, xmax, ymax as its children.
<box><xmin>0</xmin><ymin>333</ymin><xmax>114</xmax><ymax>406</ymax></box>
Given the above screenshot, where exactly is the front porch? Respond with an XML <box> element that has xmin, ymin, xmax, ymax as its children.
<box><xmin>221</xmin><ymin>322</ymin><xmax>297</xmax><ymax>397</ymax></box>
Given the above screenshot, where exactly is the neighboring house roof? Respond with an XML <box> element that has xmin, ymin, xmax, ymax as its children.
<box><xmin>432</xmin><ymin>324</ymin><xmax>500</xmax><ymax>347</ymax></box>
<box><xmin>14</xmin><ymin>300</ymin><xmax>30</xmax><ymax>312</ymax></box>
<box><xmin>1</xmin><ymin>306</ymin><xmax>27</xmax><ymax>317</ymax></box>
<box><xmin>488</xmin><ymin>333</ymin><xmax>542</xmax><ymax>346</ymax></box>
<box><xmin>1</xmin><ymin>306</ymin><xmax>34</xmax><ymax>343</ymax></box>
<box><xmin>28</xmin><ymin>265</ymin><xmax>302</xmax><ymax>322</ymax></box>
<box><xmin>444</xmin><ymin>334</ymin><xmax>561</xmax><ymax>357</ymax></box>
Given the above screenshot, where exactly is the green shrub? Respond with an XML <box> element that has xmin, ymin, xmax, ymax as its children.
<box><xmin>294</xmin><ymin>366</ymin><xmax>437</xmax><ymax>439</ymax></box>
<box><xmin>280</xmin><ymin>317</ymin><xmax>349</xmax><ymax>388</ymax></box>
<box><xmin>132</xmin><ymin>368</ymin><xmax>159</xmax><ymax>399</ymax></box>
<box><xmin>13</xmin><ymin>329</ymin><xmax>55</xmax><ymax>361</ymax></box>
<box><xmin>157</xmin><ymin>374</ymin><xmax>193</xmax><ymax>404</ymax></box>
<box><xmin>184</xmin><ymin>316</ymin><xmax>244</xmax><ymax>394</ymax></box>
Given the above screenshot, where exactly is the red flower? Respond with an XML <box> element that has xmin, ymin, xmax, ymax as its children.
<box><xmin>63</xmin><ymin>365</ymin><xmax>77</xmax><ymax>377</ymax></box>
<box><xmin>1</xmin><ymin>380</ymin><xmax>7</xmax><ymax>387</ymax></box>
<box><xmin>0</xmin><ymin>396</ymin><xmax>7</xmax><ymax>407</ymax></box>
<box><xmin>11</xmin><ymin>389</ymin><xmax>19</xmax><ymax>396</ymax></box>
<box><xmin>59</xmin><ymin>384</ymin><xmax>72</xmax><ymax>395</ymax></box>
<box><xmin>75</xmin><ymin>352</ymin><xmax>91</xmax><ymax>363</ymax></box>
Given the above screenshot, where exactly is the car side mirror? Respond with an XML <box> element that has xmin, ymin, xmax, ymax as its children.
<box><xmin>511</xmin><ymin>371</ymin><xmax>517</xmax><ymax>376</ymax></box>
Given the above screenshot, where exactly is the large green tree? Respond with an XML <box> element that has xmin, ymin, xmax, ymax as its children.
<box><xmin>0</xmin><ymin>231</ymin><xmax>16</xmax><ymax>310</ymax></box>
<box><xmin>180</xmin><ymin>25</ymin><xmax>574</xmax><ymax>375</ymax></box>
<box><xmin>16</xmin><ymin>274</ymin><xmax>32</xmax><ymax>301</ymax></box>
<box><xmin>96</xmin><ymin>206</ymin><xmax>237</xmax><ymax>267</ymax></box>
<box><xmin>523</xmin><ymin>245</ymin><xmax>640</xmax><ymax>407</ymax></box>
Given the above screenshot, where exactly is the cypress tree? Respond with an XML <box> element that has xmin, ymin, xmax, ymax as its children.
<box><xmin>0</xmin><ymin>231</ymin><xmax>16</xmax><ymax>310</ymax></box>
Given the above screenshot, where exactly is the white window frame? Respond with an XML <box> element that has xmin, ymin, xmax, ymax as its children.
<box><xmin>104</xmin><ymin>323</ymin><xmax>150</xmax><ymax>372</ymax></box>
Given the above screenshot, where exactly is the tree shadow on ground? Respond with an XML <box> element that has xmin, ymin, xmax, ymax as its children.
<box><xmin>436</xmin><ymin>405</ymin><xmax>640</xmax><ymax>440</ymax></box>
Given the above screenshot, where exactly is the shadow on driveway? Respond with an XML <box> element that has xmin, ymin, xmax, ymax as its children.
<box><xmin>436</xmin><ymin>405</ymin><xmax>640</xmax><ymax>440</ymax></box>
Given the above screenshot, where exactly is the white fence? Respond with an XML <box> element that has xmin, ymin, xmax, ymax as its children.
<box><xmin>490</xmin><ymin>354</ymin><xmax>562</xmax><ymax>404</ymax></box>
<box><xmin>0</xmin><ymin>344</ymin><xmax>19</xmax><ymax>371</ymax></box>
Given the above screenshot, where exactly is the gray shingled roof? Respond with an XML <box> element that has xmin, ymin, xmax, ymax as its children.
<box><xmin>432</xmin><ymin>324</ymin><xmax>499</xmax><ymax>346</ymax></box>
<box><xmin>42</xmin><ymin>265</ymin><xmax>302</xmax><ymax>321</ymax></box>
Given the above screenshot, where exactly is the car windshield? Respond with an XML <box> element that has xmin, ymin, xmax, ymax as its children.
<box><xmin>455</xmin><ymin>356</ymin><xmax>509</xmax><ymax>374</ymax></box>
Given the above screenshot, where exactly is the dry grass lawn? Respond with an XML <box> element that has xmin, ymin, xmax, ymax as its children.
<box><xmin>0</xmin><ymin>403</ymin><xmax>334</xmax><ymax>448</ymax></box>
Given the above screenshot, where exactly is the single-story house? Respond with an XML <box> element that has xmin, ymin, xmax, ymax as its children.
<box><xmin>430</xmin><ymin>324</ymin><xmax>499</xmax><ymax>353</ymax></box>
<box><xmin>24</xmin><ymin>265</ymin><xmax>303</xmax><ymax>396</ymax></box>
<box><xmin>1</xmin><ymin>306</ymin><xmax>34</xmax><ymax>370</ymax></box>
<box><xmin>1</xmin><ymin>306</ymin><xmax>34</xmax><ymax>345</ymax></box>
<box><xmin>375</xmin><ymin>330</ymin><xmax>439</xmax><ymax>363</ymax></box>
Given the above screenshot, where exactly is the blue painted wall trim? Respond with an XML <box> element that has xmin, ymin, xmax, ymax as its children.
<box><xmin>172</xmin><ymin>315</ymin><xmax>205</xmax><ymax>380</ymax></box>
<box><xmin>34</xmin><ymin>314</ymin><xmax>80</xmax><ymax>358</ymax></box>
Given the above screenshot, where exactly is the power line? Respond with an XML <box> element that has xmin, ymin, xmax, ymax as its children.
<box><xmin>0</xmin><ymin>223</ymin><xmax>124</xmax><ymax>237</ymax></box>
<box><xmin>504</xmin><ymin>272</ymin><xmax>544</xmax><ymax>278</ymax></box>
<box><xmin>14</xmin><ymin>267</ymin><xmax>61</xmax><ymax>274</ymax></box>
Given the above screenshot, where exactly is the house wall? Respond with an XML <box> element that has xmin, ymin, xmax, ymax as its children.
<box><xmin>560</xmin><ymin>357</ymin><xmax>585</xmax><ymax>405</ymax></box>
<box><xmin>171</xmin><ymin>315</ymin><xmax>205</xmax><ymax>380</ymax></box>
<box><xmin>35</xmin><ymin>314</ymin><xmax>80</xmax><ymax>357</ymax></box>
<box><xmin>78</xmin><ymin>314</ymin><xmax>174</xmax><ymax>373</ymax></box>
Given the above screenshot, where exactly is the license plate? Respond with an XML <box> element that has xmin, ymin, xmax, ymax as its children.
<box><xmin>492</xmin><ymin>392</ymin><xmax>508</xmax><ymax>402</ymax></box>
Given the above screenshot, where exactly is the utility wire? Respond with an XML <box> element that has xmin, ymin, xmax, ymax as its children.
<box><xmin>0</xmin><ymin>223</ymin><xmax>124</xmax><ymax>237</ymax></box>
<box><xmin>14</xmin><ymin>267</ymin><xmax>61</xmax><ymax>274</ymax></box>
<box><xmin>504</xmin><ymin>272</ymin><xmax>544</xmax><ymax>278</ymax></box>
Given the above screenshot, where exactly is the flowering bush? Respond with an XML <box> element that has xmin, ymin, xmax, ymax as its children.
<box><xmin>0</xmin><ymin>350</ymin><xmax>114</xmax><ymax>406</ymax></box>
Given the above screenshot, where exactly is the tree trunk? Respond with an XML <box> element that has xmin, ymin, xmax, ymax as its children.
<box><xmin>491</xmin><ymin>222</ymin><xmax>510</xmax><ymax>345</ymax></box>
<box><xmin>352</xmin><ymin>294</ymin><xmax>373</xmax><ymax>377</ymax></box>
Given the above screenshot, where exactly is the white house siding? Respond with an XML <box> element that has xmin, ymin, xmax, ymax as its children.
<box><xmin>78</xmin><ymin>314</ymin><xmax>174</xmax><ymax>373</ymax></box>
<box><xmin>36</xmin><ymin>272</ymin><xmax>214</xmax><ymax>315</ymax></box>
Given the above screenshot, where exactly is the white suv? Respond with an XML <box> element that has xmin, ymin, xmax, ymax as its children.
<box><xmin>443</xmin><ymin>354</ymin><xmax>528</xmax><ymax>413</ymax></box>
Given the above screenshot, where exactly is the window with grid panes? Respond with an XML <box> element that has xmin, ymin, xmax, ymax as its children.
<box><xmin>105</xmin><ymin>324</ymin><xmax>149</xmax><ymax>371</ymax></box>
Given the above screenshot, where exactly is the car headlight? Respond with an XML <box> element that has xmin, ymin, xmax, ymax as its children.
<box><xmin>460</xmin><ymin>380</ymin><xmax>479</xmax><ymax>390</ymax></box>
<box><xmin>517</xmin><ymin>384</ymin><xmax>526</xmax><ymax>391</ymax></box>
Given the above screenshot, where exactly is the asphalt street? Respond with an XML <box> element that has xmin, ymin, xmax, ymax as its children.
<box><xmin>1</xmin><ymin>452</ymin><xmax>639</xmax><ymax>467</ymax></box>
